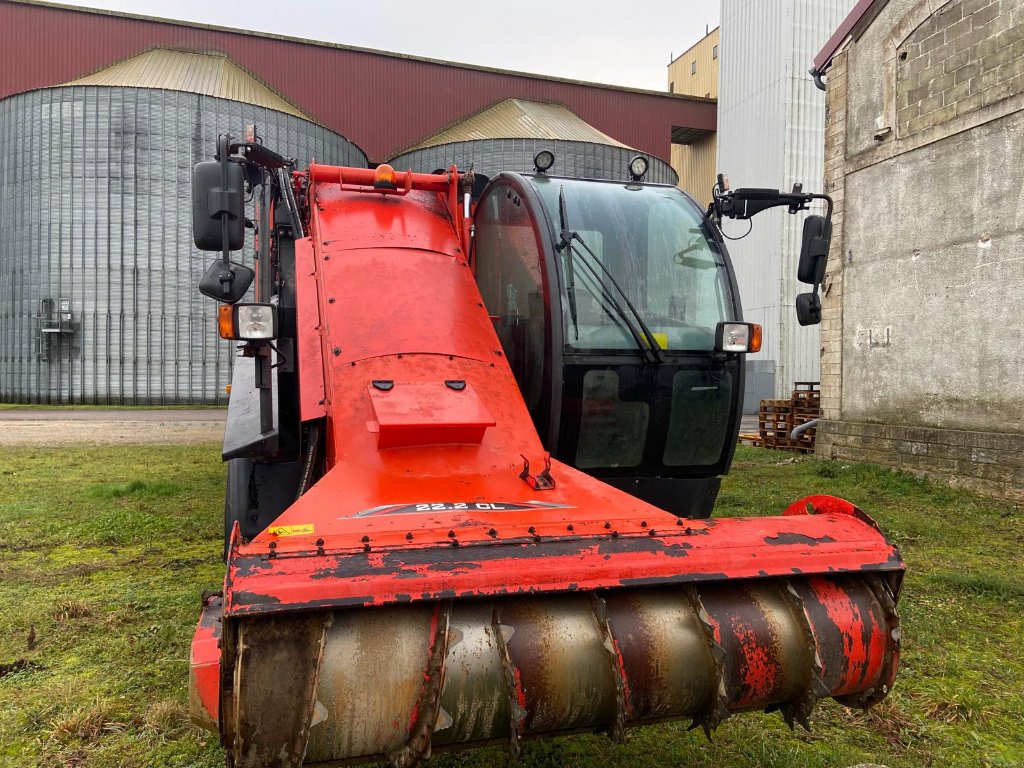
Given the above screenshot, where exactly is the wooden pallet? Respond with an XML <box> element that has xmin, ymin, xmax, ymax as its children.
<box><xmin>737</xmin><ymin>432</ymin><xmax>763</xmax><ymax>447</ymax></box>
<box><xmin>750</xmin><ymin>384</ymin><xmax>822</xmax><ymax>453</ymax></box>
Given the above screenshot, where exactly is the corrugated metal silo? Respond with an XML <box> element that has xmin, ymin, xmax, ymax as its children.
<box><xmin>718</xmin><ymin>0</ymin><xmax>856</xmax><ymax>403</ymax></box>
<box><xmin>390</xmin><ymin>99</ymin><xmax>677</xmax><ymax>185</ymax></box>
<box><xmin>0</xmin><ymin>49</ymin><xmax>366</xmax><ymax>404</ymax></box>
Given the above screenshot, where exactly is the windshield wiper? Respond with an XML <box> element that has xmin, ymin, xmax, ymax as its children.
<box><xmin>557</xmin><ymin>187</ymin><xmax>580</xmax><ymax>341</ymax></box>
<box><xmin>556</xmin><ymin>187</ymin><xmax>663</xmax><ymax>363</ymax></box>
<box><xmin>569</xmin><ymin>246</ymin><xmax>657</xmax><ymax>361</ymax></box>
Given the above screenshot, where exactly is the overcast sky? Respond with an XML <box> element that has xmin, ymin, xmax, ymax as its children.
<box><xmin>57</xmin><ymin>0</ymin><xmax>720</xmax><ymax>91</ymax></box>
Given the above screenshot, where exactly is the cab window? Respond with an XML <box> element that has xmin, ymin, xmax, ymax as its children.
<box><xmin>529</xmin><ymin>178</ymin><xmax>735</xmax><ymax>352</ymax></box>
<box><xmin>474</xmin><ymin>186</ymin><xmax>548</xmax><ymax>415</ymax></box>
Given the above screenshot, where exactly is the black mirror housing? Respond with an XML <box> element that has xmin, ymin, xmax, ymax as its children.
<box><xmin>193</xmin><ymin>160</ymin><xmax>245</xmax><ymax>251</ymax></box>
<box><xmin>199</xmin><ymin>259</ymin><xmax>255</xmax><ymax>304</ymax></box>
<box><xmin>795</xmin><ymin>292</ymin><xmax>822</xmax><ymax>326</ymax></box>
<box><xmin>797</xmin><ymin>215</ymin><xmax>831</xmax><ymax>284</ymax></box>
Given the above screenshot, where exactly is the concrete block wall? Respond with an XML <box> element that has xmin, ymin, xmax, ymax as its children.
<box><xmin>819</xmin><ymin>421</ymin><xmax>1024</xmax><ymax>502</ymax></box>
<box><xmin>896</xmin><ymin>0</ymin><xmax>1024</xmax><ymax>136</ymax></box>
<box><xmin>815</xmin><ymin>0</ymin><xmax>1024</xmax><ymax>503</ymax></box>
<box><xmin>820</xmin><ymin>50</ymin><xmax>849</xmax><ymax>423</ymax></box>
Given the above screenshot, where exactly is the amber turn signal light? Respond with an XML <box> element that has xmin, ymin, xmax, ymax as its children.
<box><xmin>749</xmin><ymin>323</ymin><xmax>763</xmax><ymax>353</ymax></box>
<box><xmin>218</xmin><ymin>304</ymin><xmax>235</xmax><ymax>339</ymax></box>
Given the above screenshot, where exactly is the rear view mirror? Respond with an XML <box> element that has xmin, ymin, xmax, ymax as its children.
<box><xmin>193</xmin><ymin>159</ymin><xmax>245</xmax><ymax>251</ymax></box>
<box><xmin>797</xmin><ymin>215</ymin><xmax>831</xmax><ymax>285</ymax></box>
<box><xmin>198</xmin><ymin>259</ymin><xmax>254</xmax><ymax>303</ymax></box>
<box><xmin>795</xmin><ymin>292</ymin><xmax>821</xmax><ymax>326</ymax></box>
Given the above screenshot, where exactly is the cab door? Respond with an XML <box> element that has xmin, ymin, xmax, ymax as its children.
<box><xmin>472</xmin><ymin>176</ymin><xmax>557</xmax><ymax>440</ymax></box>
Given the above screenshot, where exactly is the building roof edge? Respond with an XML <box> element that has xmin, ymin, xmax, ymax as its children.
<box><xmin>6</xmin><ymin>0</ymin><xmax>714</xmax><ymax>103</ymax></box>
<box><xmin>812</xmin><ymin>0</ymin><xmax>889</xmax><ymax>73</ymax></box>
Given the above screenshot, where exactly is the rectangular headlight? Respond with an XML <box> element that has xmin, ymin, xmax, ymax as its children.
<box><xmin>218</xmin><ymin>303</ymin><xmax>277</xmax><ymax>340</ymax></box>
<box><xmin>715</xmin><ymin>322</ymin><xmax>762</xmax><ymax>353</ymax></box>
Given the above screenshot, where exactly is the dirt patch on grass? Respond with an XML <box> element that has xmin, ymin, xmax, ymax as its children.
<box><xmin>0</xmin><ymin>658</ymin><xmax>43</xmax><ymax>678</ymax></box>
<box><xmin>0</xmin><ymin>419</ymin><xmax>224</xmax><ymax>446</ymax></box>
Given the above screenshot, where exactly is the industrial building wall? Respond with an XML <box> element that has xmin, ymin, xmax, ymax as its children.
<box><xmin>717</xmin><ymin>0</ymin><xmax>855</xmax><ymax>406</ymax></box>
<box><xmin>668</xmin><ymin>28</ymin><xmax>719</xmax><ymax>205</ymax></box>
<box><xmin>668</xmin><ymin>27</ymin><xmax>720</xmax><ymax>99</ymax></box>
<box><xmin>671</xmin><ymin>133</ymin><xmax>716</xmax><ymax>206</ymax></box>
<box><xmin>0</xmin><ymin>0</ymin><xmax>715</xmax><ymax>164</ymax></box>
<box><xmin>816</xmin><ymin>0</ymin><xmax>1024</xmax><ymax>502</ymax></box>
<box><xmin>0</xmin><ymin>86</ymin><xmax>365</xmax><ymax>404</ymax></box>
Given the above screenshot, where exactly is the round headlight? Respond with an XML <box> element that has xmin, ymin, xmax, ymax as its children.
<box><xmin>628</xmin><ymin>155</ymin><xmax>649</xmax><ymax>181</ymax></box>
<box><xmin>533</xmin><ymin>150</ymin><xmax>555</xmax><ymax>173</ymax></box>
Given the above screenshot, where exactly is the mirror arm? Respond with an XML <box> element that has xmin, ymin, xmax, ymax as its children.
<box><xmin>803</xmin><ymin>192</ymin><xmax>834</xmax><ymax>222</ymax></box>
<box><xmin>217</xmin><ymin>134</ymin><xmax>231</xmax><ymax>268</ymax></box>
<box><xmin>232</xmin><ymin>141</ymin><xmax>291</xmax><ymax>171</ymax></box>
<box><xmin>215</xmin><ymin>134</ymin><xmax>237</xmax><ymax>302</ymax></box>
<box><xmin>711</xmin><ymin>177</ymin><xmax>835</xmax><ymax>328</ymax></box>
<box><xmin>715</xmin><ymin>187</ymin><xmax>834</xmax><ymax>224</ymax></box>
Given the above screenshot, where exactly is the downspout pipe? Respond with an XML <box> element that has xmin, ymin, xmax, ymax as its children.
<box><xmin>791</xmin><ymin>418</ymin><xmax>820</xmax><ymax>440</ymax></box>
<box><xmin>809</xmin><ymin>67</ymin><xmax>827</xmax><ymax>91</ymax></box>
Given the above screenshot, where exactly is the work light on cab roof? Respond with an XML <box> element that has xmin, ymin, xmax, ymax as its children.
<box><xmin>628</xmin><ymin>154</ymin><xmax>649</xmax><ymax>181</ymax></box>
<box><xmin>533</xmin><ymin>149</ymin><xmax>555</xmax><ymax>173</ymax></box>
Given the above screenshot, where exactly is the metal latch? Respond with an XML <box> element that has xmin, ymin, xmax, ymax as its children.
<box><xmin>519</xmin><ymin>454</ymin><xmax>555</xmax><ymax>490</ymax></box>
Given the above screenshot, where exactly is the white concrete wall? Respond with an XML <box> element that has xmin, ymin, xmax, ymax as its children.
<box><xmin>718</xmin><ymin>0</ymin><xmax>856</xmax><ymax>398</ymax></box>
<box><xmin>838</xmin><ymin>0</ymin><xmax>1024</xmax><ymax>435</ymax></box>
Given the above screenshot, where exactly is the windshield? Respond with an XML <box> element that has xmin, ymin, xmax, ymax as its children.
<box><xmin>529</xmin><ymin>177</ymin><xmax>735</xmax><ymax>352</ymax></box>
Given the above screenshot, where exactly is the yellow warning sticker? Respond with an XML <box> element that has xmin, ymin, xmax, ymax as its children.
<box><xmin>652</xmin><ymin>332</ymin><xmax>669</xmax><ymax>349</ymax></box>
<box><xmin>268</xmin><ymin>524</ymin><xmax>314</xmax><ymax>537</ymax></box>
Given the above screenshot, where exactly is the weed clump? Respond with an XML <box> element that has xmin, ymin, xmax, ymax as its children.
<box><xmin>51</xmin><ymin>701</ymin><xmax>129</xmax><ymax>743</ymax></box>
<box><xmin>143</xmin><ymin>700</ymin><xmax>189</xmax><ymax>740</ymax></box>
<box><xmin>52</xmin><ymin>600</ymin><xmax>93</xmax><ymax>623</ymax></box>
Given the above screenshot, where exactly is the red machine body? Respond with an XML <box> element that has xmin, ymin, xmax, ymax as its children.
<box><xmin>189</xmin><ymin>163</ymin><xmax>903</xmax><ymax>768</ymax></box>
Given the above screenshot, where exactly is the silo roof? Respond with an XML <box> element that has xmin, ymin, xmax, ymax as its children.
<box><xmin>62</xmin><ymin>48</ymin><xmax>310</xmax><ymax>120</ymax></box>
<box><xmin>397</xmin><ymin>99</ymin><xmax>632</xmax><ymax>154</ymax></box>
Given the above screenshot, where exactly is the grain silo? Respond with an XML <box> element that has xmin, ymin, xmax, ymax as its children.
<box><xmin>0</xmin><ymin>48</ymin><xmax>366</xmax><ymax>404</ymax></box>
<box><xmin>389</xmin><ymin>99</ymin><xmax>677</xmax><ymax>185</ymax></box>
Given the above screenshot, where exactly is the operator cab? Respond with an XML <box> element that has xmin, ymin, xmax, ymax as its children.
<box><xmin>473</xmin><ymin>171</ymin><xmax>748</xmax><ymax>517</ymax></box>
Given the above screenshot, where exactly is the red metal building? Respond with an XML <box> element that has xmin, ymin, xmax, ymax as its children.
<box><xmin>0</xmin><ymin>0</ymin><xmax>715</xmax><ymax>163</ymax></box>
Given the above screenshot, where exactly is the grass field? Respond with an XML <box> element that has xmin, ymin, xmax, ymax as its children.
<box><xmin>1</xmin><ymin>444</ymin><xmax>1022</xmax><ymax>768</ymax></box>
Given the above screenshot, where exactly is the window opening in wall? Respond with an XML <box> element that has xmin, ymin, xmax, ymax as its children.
<box><xmin>691</xmin><ymin>61</ymin><xmax>697</xmax><ymax>75</ymax></box>
<box><xmin>669</xmin><ymin>82</ymin><xmax>674</xmax><ymax>93</ymax></box>
<box><xmin>36</xmin><ymin>297</ymin><xmax>74</xmax><ymax>362</ymax></box>
<box><xmin>712</xmin><ymin>44</ymin><xmax>719</xmax><ymax>59</ymax></box>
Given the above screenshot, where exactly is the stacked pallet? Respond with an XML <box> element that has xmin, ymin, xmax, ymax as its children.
<box><xmin>790</xmin><ymin>382</ymin><xmax>823</xmax><ymax>454</ymax></box>
<box><xmin>741</xmin><ymin>383</ymin><xmax>821</xmax><ymax>453</ymax></box>
<box><xmin>790</xmin><ymin>382</ymin><xmax>821</xmax><ymax>453</ymax></box>
<box><xmin>759</xmin><ymin>399</ymin><xmax>795</xmax><ymax>450</ymax></box>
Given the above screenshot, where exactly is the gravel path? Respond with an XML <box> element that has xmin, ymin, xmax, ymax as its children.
<box><xmin>0</xmin><ymin>409</ymin><xmax>760</xmax><ymax>446</ymax></box>
<box><xmin>0</xmin><ymin>409</ymin><xmax>226</xmax><ymax>445</ymax></box>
